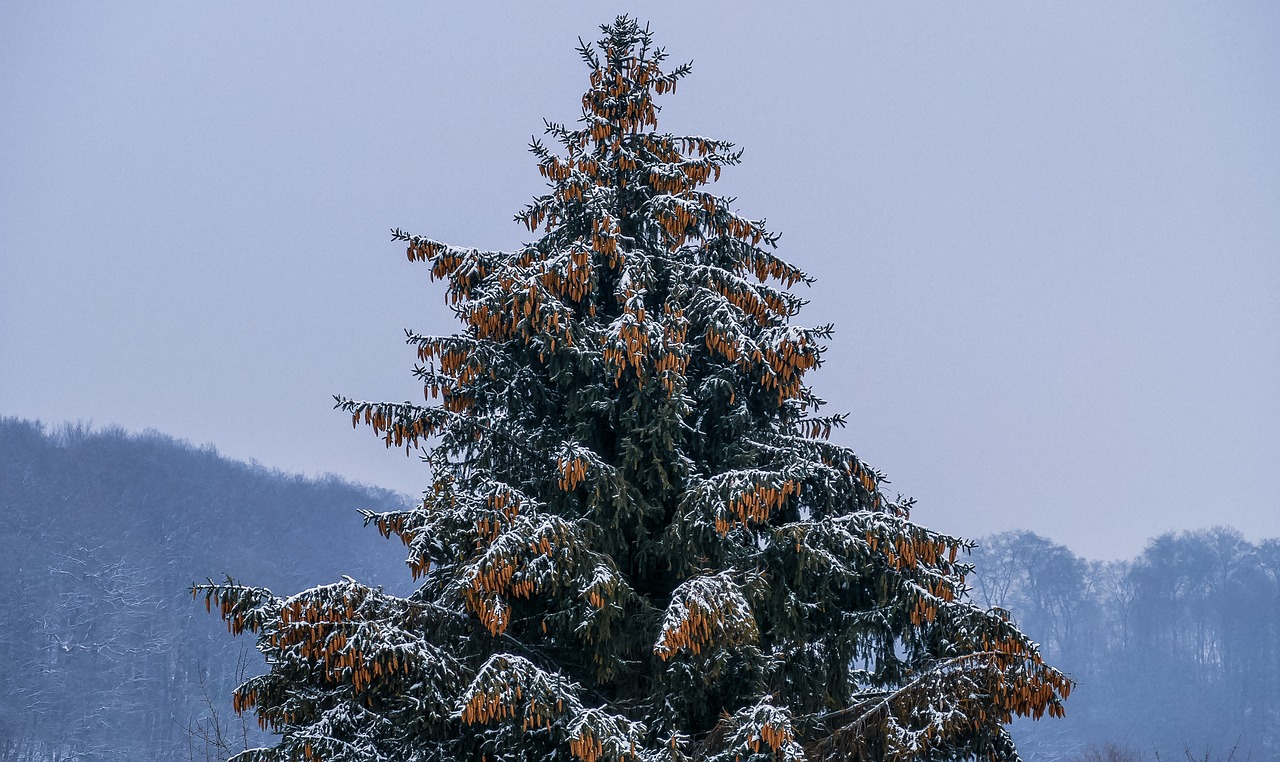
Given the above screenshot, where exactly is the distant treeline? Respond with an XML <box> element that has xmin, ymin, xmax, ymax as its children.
<box><xmin>969</xmin><ymin>529</ymin><xmax>1280</xmax><ymax>761</ymax></box>
<box><xmin>1</xmin><ymin>417</ymin><xmax>1276</xmax><ymax>761</ymax></box>
<box><xmin>0</xmin><ymin>418</ymin><xmax>410</xmax><ymax>761</ymax></box>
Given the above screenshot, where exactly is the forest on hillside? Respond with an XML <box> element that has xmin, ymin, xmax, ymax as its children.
<box><xmin>971</xmin><ymin>529</ymin><xmax>1280</xmax><ymax>760</ymax></box>
<box><xmin>0</xmin><ymin>418</ymin><xmax>409</xmax><ymax>761</ymax></box>
<box><xmin>0</xmin><ymin>417</ymin><xmax>1275</xmax><ymax>761</ymax></box>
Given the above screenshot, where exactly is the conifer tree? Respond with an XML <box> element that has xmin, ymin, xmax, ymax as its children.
<box><xmin>197</xmin><ymin>17</ymin><xmax>1071</xmax><ymax>762</ymax></box>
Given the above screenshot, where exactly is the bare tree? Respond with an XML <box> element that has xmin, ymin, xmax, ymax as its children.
<box><xmin>181</xmin><ymin>648</ymin><xmax>254</xmax><ymax>762</ymax></box>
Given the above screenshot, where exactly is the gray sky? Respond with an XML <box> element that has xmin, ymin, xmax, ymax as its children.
<box><xmin>3</xmin><ymin>3</ymin><xmax>1277</xmax><ymax>560</ymax></box>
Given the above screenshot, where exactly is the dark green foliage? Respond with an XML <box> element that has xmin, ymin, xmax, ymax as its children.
<box><xmin>198</xmin><ymin>17</ymin><xmax>1068</xmax><ymax>762</ymax></box>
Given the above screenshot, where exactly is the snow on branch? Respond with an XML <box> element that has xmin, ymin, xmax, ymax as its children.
<box><xmin>655</xmin><ymin>570</ymin><xmax>758</xmax><ymax>660</ymax></box>
<box><xmin>455</xmin><ymin>653</ymin><xmax>644</xmax><ymax>762</ymax></box>
<box><xmin>701</xmin><ymin>698</ymin><xmax>804</xmax><ymax>762</ymax></box>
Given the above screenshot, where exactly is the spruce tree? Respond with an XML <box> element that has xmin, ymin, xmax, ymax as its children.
<box><xmin>197</xmin><ymin>17</ymin><xmax>1071</xmax><ymax>762</ymax></box>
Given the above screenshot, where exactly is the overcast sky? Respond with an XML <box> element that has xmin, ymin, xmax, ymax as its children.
<box><xmin>2</xmin><ymin>3</ymin><xmax>1276</xmax><ymax>560</ymax></box>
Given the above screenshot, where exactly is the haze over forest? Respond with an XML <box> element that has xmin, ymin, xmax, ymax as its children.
<box><xmin>2</xmin><ymin>418</ymin><xmax>1275</xmax><ymax>761</ymax></box>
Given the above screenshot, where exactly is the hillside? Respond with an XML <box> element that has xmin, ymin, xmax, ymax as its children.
<box><xmin>0</xmin><ymin>418</ymin><xmax>412</xmax><ymax>761</ymax></box>
<box><xmin>971</xmin><ymin>529</ymin><xmax>1280</xmax><ymax>760</ymax></box>
<box><xmin>2</xmin><ymin>416</ymin><xmax>1276</xmax><ymax>761</ymax></box>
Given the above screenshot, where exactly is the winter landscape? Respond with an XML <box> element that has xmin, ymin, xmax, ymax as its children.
<box><xmin>2</xmin><ymin>6</ymin><xmax>1276</xmax><ymax>762</ymax></box>
<box><xmin>2</xmin><ymin>419</ymin><xmax>1277</xmax><ymax>760</ymax></box>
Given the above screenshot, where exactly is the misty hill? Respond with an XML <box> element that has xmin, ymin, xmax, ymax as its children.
<box><xmin>0</xmin><ymin>418</ymin><xmax>413</xmax><ymax>761</ymax></box>
<box><xmin>971</xmin><ymin>529</ymin><xmax>1280</xmax><ymax>761</ymax></box>
<box><xmin>2</xmin><ymin>417</ymin><xmax>1277</xmax><ymax>761</ymax></box>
